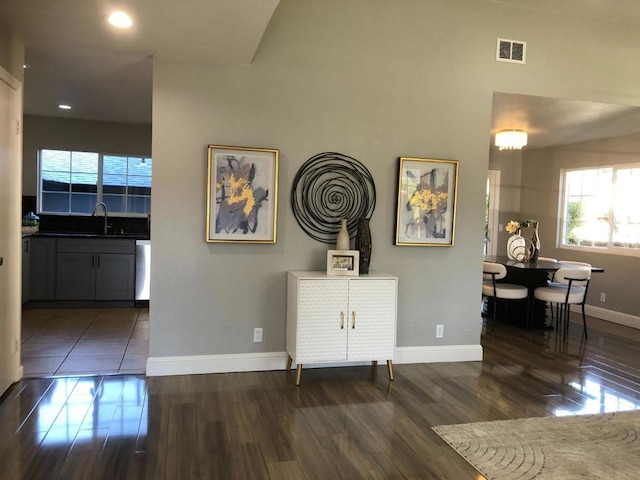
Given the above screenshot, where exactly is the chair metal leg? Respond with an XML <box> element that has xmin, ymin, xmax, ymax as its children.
<box><xmin>491</xmin><ymin>296</ymin><xmax>497</xmax><ymax>332</ymax></box>
<box><xmin>582</xmin><ymin>303</ymin><xmax>588</xmax><ymax>339</ymax></box>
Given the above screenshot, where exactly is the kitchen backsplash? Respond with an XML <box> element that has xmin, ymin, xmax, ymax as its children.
<box><xmin>37</xmin><ymin>214</ymin><xmax>149</xmax><ymax>235</ymax></box>
<box><xmin>24</xmin><ymin>195</ymin><xmax>149</xmax><ymax>236</ymax></box>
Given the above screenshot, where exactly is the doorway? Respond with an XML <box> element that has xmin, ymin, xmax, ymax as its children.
<box><xmin>485</xmin><ymin>170</ymin><xmax>501</xmax><ymax>256</ymax></box>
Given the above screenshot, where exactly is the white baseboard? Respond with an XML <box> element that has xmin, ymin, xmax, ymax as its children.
<box><xmin>146</xmin><ymin>351</ymin><xmax>288</xmax><ymax>377</ymax></box>
<box><xmin>146</xmin><ymin>344</ymin><xmax>483</xmax><ymax>377</ymax></box>
<box><xmin>575</xmin><ymin>304</ymin><xmax>640</xmax><ymax>330</ymax></box>
<box><xmin>395</xmin><ymin>345</ymin><xmax>483</xmax><ymax>364</ymax></box>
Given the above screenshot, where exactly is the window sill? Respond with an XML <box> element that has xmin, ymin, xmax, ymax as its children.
<box><xmin>559</xmin><ymin>244</ymin><xmax>640</xmax><ymax>258</ymax></box>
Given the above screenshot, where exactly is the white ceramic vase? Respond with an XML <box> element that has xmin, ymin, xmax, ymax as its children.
<box><xmin>507</xmin><ymin>231</ymin><xmax>529</xmax><ymax>262</ymax></box>
<box><xmin>336</xmin><ymin>219</ymin><xmax>350</xmax><ymax>250</ymax></box>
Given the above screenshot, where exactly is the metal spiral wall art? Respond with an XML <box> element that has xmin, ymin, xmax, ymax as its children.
<box><xmin>291</xmin><ymin>152</ymin><xmax>376</xmax><ymax>244</ymax></box>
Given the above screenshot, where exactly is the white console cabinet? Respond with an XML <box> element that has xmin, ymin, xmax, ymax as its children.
<box><xmin>286</xmin><ymin>271</ymin><xmax>397</xmax><ymax>385</ymax></box>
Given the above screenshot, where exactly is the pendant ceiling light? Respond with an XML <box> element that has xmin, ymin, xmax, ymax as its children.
<box><xmin>495</xmin><ymin>130</ymin><xmax>528</xmax><ymax>150</ymax></box>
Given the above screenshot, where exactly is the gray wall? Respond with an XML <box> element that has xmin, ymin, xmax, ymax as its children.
<box><xmin>149</xmin><ymin>0</ymin><xmax>640</xmax><ymax>359</ymax></box>
<box><xmin>22</xmin><ymin>115</ymin><xmax>152</xmax><ymax>196</ymax></box>
<box><xmin>519</xmin><ymin>134</ymin><xmax>640</xmax><ymax>316</ymax></box>
<box><xmin>490</xmin><ymin>148</ymin><xmax>523</xmax><ymax>249</ymax></box>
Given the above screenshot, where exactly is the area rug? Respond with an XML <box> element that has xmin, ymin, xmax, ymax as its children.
<box><xmin>432</xmin><ymin>410</ymin><xmax>640</xmax><ymax>479</ymax></box>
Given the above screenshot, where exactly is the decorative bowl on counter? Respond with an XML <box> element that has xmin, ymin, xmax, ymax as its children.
<box><xmin>21</xmin><ymin>225</ymin><xmax>39</xmax><ymax>234</ymax></box>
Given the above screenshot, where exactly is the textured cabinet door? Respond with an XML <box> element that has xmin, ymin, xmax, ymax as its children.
<box><xmin>95</xmin><ymin>254</ymin><xmax>135</xmax><ymax>300</ymax></box>
<box><xmin>347</xmin><ymin>279</ymin><xmax>397</xmax><ymax>361</ymax></box>
<box><xmin>297</xmin><ymin>278</ymin><xmax>349</xmax><ymax>363</ymax></box>
<box><xmin>288</xmin><ymin>272</ymin><xmax>397</xmax><ymax>368</ymax></box>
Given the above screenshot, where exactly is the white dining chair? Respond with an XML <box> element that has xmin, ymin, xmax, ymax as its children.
<box><xmin>534</xmin><ymin>267</ymin><xmax>591</xmax><ymax>338</ymax></box>
<box><xmin>550</xmin><ymin>260</ymin><xmax>591</xmax><ymax>286</ymax></box>
<box><xmin>482</xmin><ymin>262</ymin><xmax>529</xmax><ymax>329</ymax></box>
<box><xmin>535</xmin><ymin>257</ymin><xmax>558</xmax><ymax>321</ymax></box>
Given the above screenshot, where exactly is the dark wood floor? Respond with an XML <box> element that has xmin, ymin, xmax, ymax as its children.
<box><xmin>2</xmin><ymin>314</ymin><xmax>640</xmax><ymax>479</ymax></box>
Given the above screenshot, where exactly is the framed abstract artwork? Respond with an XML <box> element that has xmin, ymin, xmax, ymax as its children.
<box><xmin>206</xmin><ymin>145</ymin><xmax>279</xmax><ymax>243</ymax></box>
<box><xmin>395</xmin><ymin>157</ymin><xmax>459</xmax><ymax>246</ymax></box>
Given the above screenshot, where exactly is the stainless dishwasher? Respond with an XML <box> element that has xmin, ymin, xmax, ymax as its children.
<box><xmin>135</xmin><ymin>240</ymin><xmax>150</xmax><ymax>301</ymax></box>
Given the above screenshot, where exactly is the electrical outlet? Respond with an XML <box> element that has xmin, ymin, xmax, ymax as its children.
<box><xmin>253</xmin><ymin>328</ymin><xmax>263</xmax><ymax>342</ymax></box>
<box><xmin>600</xmin><ymin>292</ymin><xmax>606</xmax><ymax>303</ymax></box>
<box><xmin>436</xmin><ymin>324</ymin><xmax>444</xmax><ymax>339</ymax></box>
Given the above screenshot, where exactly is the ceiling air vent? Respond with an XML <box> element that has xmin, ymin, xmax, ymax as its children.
<box><xmin>496</xmin><ymin>38</ymin><xmax>526</xmax><ymax>64</ymax></box>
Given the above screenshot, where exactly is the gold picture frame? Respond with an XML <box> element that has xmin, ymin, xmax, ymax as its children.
<box><xmin>327</xmin><ymin>250</ymin><xmax>360</xmax><ymax>276</ymax></box>
<box><xmin>395</xmin><ymin>157</ymin><xmax>459</xmax><ymax>246</ymax></box>
<box><xmin>206</xmin><ymin>145</ymin><xmax>279</xmax><ymax>243</ymax></box>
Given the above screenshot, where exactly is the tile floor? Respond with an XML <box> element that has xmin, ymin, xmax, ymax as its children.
<box><xmin>21</xmin><ymin>307</ymin><xmax>149</xmax><ymax>377</ymax></box>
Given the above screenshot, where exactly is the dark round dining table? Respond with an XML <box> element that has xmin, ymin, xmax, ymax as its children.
<box><xmin>483</xmin><ymin>256</ymin><xmax>604</xmax><ymax>329</ymax></box>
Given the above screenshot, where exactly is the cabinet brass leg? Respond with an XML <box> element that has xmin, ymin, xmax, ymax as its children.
<box><xmin>387</xmin><ymin>360</ymin><xmax>394</xmax><ymax>381</ymax></box>
<box><xmin>296</xmin><ymin>364</ymin><xmax>302</xmax><ymax>386</ymax></box>
<box><xmin>286</xmin><ymin>355</ymin><xmax>293</xmax><ymax>371</ymax></box>
<box><xmin>370</xmin><ymin>360</ymin><xmax>378</xmax><ymax>382</ymax></box>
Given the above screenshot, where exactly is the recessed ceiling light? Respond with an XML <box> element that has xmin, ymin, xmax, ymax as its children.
<box><xmin>107</xmin><ymin>11</ymin><xmax>133</xmax><ymax>28</ymax></box>
<box><xmin>23</xmin><ymin>64</ymin><xmax>30</xmax><ymax>69</ymax></box>
<box><xmin>58</xmin><ymin>104</ymin><xmax>72</xmax><ymax>110</ymax></box>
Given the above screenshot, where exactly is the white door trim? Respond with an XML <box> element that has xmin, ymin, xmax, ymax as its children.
<box><xmin>0</xmin><ymin>64</ymin><xmax>21</xmax><ymax>91</ymax></box>
<box><xmin>486</xmin><ymin>170</ymin><xmax>501</xmax><ymax>256</ymax></box>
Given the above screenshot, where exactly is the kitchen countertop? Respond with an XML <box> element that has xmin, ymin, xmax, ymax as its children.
<box><xmin>25</xmin><ymin>232</ymin><xmax>150</xmax><ymax>240</ymax></box>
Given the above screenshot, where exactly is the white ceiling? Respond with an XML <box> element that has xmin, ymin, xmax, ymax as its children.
<box><xmin>0</xmin><ymin>0</ymin><xmax>280</xmax><ymax>124</ymax></box>
<box><xmin>491</xmin><ymin>93</ymin><xmax>640</xmax><ymax>150</ymax></box>
<box><xmin>490</xmin><ymin>0</ymin><xmax>640</xmax><ymax>26</ymax></box>
<box><xmin>3</xmin><ymin>0</ymin><xmax>640</xmax><ymax>147</ymax></box>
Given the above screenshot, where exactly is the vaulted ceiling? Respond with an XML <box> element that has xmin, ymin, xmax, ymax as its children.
<box><xmin>3</xmin><ymin>0</ymin><xmax>640</xmax><ymax>149</ymax></box>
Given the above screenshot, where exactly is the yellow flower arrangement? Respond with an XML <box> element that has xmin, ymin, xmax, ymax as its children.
<box><xmin>506</xmin><ymin>219</ymin><xmax>536</xmax><ymax>235</ymax></box>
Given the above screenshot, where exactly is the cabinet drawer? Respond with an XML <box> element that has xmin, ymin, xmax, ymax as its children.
<box><xmin>56</xmin><ymin>238</ymin><xmax>135</xmax><ymax>254</ymax></box>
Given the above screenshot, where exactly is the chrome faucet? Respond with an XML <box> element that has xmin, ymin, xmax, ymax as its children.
<box><xmin>92</xmin><ymin>202</ymin><xmax>109</xmax><ymax>234</ymax></box>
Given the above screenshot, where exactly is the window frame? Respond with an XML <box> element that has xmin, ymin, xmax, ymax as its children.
<box><xmin>37</xmin><ymin>148</ymin><xmax>152</xmax><ymax>217</ymax></box>
<box><xmin>558</xmin><ymin>162</ymin><xmax>640</xmax><ymax>258</ymax></box>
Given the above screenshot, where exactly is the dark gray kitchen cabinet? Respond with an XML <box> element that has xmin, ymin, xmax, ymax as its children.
<box><xmin>28</xmin><ymin>237</ymin><xmax>57</xmax><ymax>300</ymax></box>
<box><xmin>22</xmin><ymin>238</ymin><xmax>30</xmax><ymax>303</ymax></box>
<box><xmin>95</xmin><ymin>253</ymin><xmax>136</xmax><ymax>300</ymax></box>
<box><xmin>56</xmin><ymin>239</ymin><xmax>135</xmax><ymax>301</ymax></box>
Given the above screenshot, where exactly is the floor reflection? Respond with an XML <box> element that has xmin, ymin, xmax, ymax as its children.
<box><xmin>481</xmin><ymin>317</ymin><xmax>640</xmax><ymax>419</ymax></box>
<box><xmin>35</xmin><ymin>375</ymin><xmax>147</xmax><ymax>446</ymax></box>
<box><xmin>555</xmin><ymin>376</ymin><xmax>640</xmax><ymax>416</ymax></box>
<box><xmin>3</xmin><ymin>316</ymin><xmax>640</xmax><ymax>479</ymax></box>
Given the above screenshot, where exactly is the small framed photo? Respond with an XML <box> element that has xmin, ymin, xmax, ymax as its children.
<box><xmin>206</xmin><ymin>144</ymin><xmax>279</xmax><ymax>243</ymax></box>
<box><xmin>327</xmin><ymin>250</ymin><xmax>360</xmax><ymax>276</ymax></box>
<box><xmin>395</xmin><ymin>157</ymin><xmax>459</xmax><ymax>246</ymax></box>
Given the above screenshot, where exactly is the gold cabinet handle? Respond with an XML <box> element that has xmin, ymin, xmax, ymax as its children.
<box><xmin>351</xmin><ymin>311</ymin><xmax>356</xmax><ymax>329</ymax></box>
<box><xmin>340</xmin><ymin>311</ymin><xmax>344</xmax><ymax>329</ymax></box>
